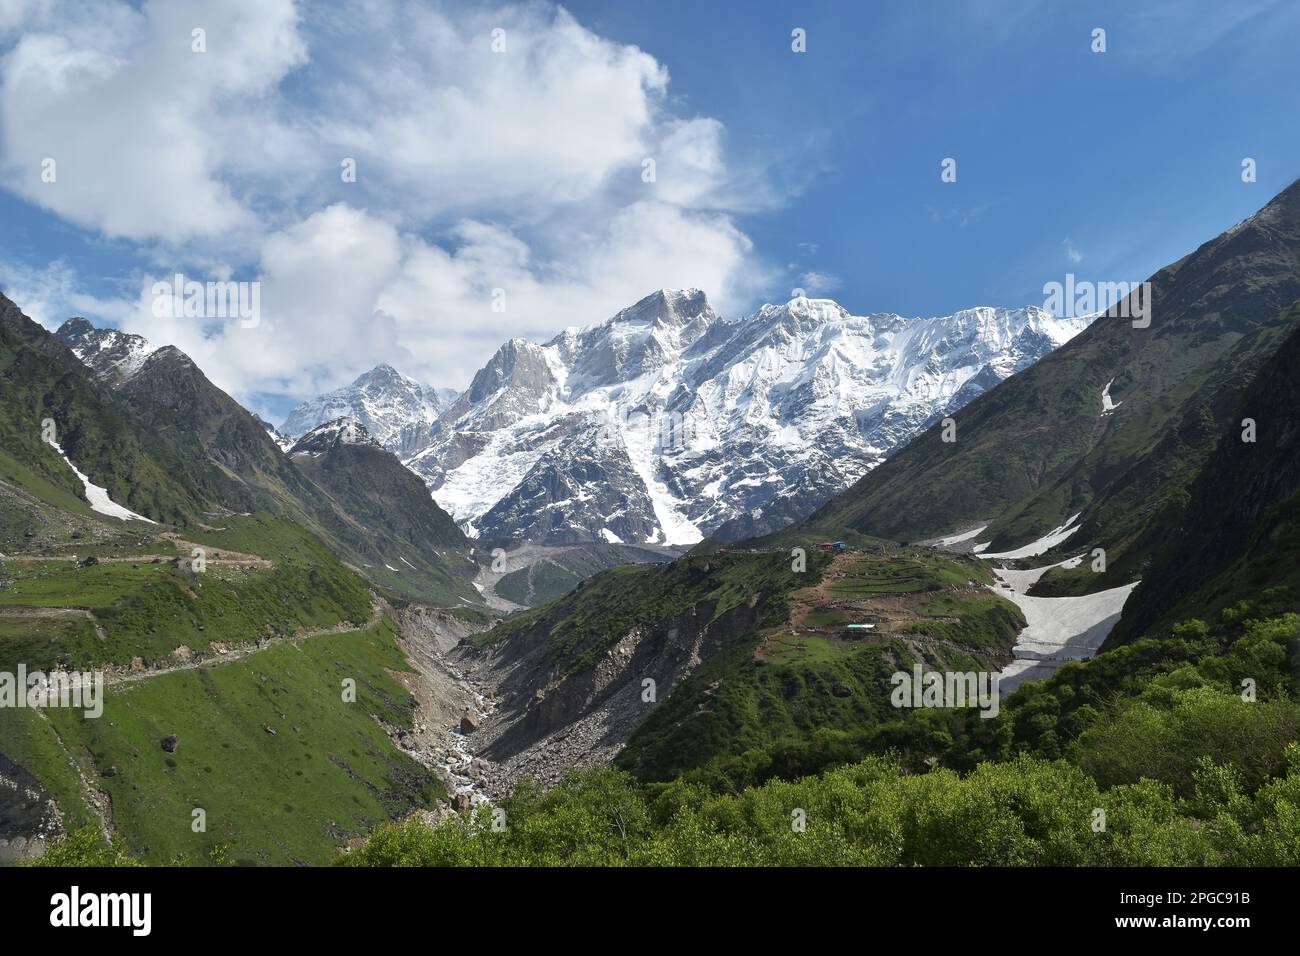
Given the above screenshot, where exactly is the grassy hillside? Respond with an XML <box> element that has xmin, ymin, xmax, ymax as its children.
<box><xmin>797</xmin><ymin>180</ymin><xmax>1300</xmax><ymax>595</ymax></box>
<box><xmin>476</xmin><ymin>549</ymin><xmax>827</xmax><ymax>675</ymax></box>
<box><xmin>285</xmin><ymin>432</ymin><xmax>475</xmax><ymax>607</ymax></box>
<box><xmin>0</xmin><ymin>506</ymin><xmax>446</xmax><ymax>864</ymax></box>
<box><xmin>1110</xmin><ymin>306</ymin><xmax>1300</xmax><ymax>638</ymax></box>
<box><xmin>491</xmin><ymin>542</ymin><xmax>680</xmax><ymax>607</ymax></box>
<box><xmin>0</xmin><ymin>514</ymin><xmax>373</xmax><ymax>672</ymax></box>
<box><xmin>0</xmin><ymin>297</ymin><xmax>212</xmax><ymax>523</ymax></box>
<box><xmin>9</xmin><ymin>617</ymin><xmax>440</xmax><ymax>865</ymax></box>
<box><xmin>616</xmin><ymin>550</ymin><xmax>1022</xmax><ymax>782</ymax></box>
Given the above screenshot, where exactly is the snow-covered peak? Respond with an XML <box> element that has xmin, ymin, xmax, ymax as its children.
<box><xmin>279</xmin><ymin>364</ymin><xmax>457</xmax><ymax>453</ymax></box>
<box><xmin>55</xmin><ymin>318</ymin><xmax>156</xmax><ymax>384</ymax></box>
<box><xmin>406</xmin><ymin>292</ymin><xmax>1098</xmax><ymax>545</ymax></box>
<box><xmin>288</xmin><ymin>416</ymin><xmax>382</xmax><ymax>456</ymax></box>
<box><xmin>548</xmin><ymin>289</ymin><xmax>718</xmax><ymax>393</ymax></box>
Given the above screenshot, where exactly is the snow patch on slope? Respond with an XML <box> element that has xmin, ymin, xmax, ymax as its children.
<box><xmin>45</xmin><ymin>439</ymin><xmax>156</xmax><ymax>523</ymax></box>
<box><xmin>1101</xmin><ymin>379</ymin><xmax>1122</xmax><ymax>415</ymax></box>
<box><xmin>978</xmin><ymin>514</ymin><xmax>1082</xmax><ymax>560</ymax></box>
<box><xmin>989</xmin><ymin>558</ymin><xmax>1137</xmax><ymax>692</ymax></box>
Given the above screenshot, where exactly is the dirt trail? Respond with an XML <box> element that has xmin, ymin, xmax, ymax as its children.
<box><xmin>0</xmin><ymin>549</ymin><xmax>272</xmax><ymax>569</ymax></box>
<box><xmin>0</xmin><ymin>606</ymin><xmax>108</xmax><ymax>641</ymax></box>
<box><xmin>103</xmin><ymin>599</ymin><xmax>385</xmax><ymax>687</ymax></box>
<box><xmin>160</xmin><ymin>533</ymin><xmax>272</xmax><ymax>567</ymax></box>
<box><xmin>28</xmin><ymin>599</ymin><xmax>387</xmax><ymax>692</ymax></box>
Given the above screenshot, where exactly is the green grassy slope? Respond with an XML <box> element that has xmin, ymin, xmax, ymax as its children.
<box><xmin>615</xmin><ymin>550</ymin><xmax>1022</xmax><ymax>782</ymax></box>
<box><xmin>476</xmin><ymin>549</ymin><xmax>827</xmax><ymax>675</ymax></box>
<box><xmin>798</xmin><ymin>180</ymin><xmax>1300</xmax><ymax>592</ymax></box>
<box><xmin>0</xmin><ymin>506</ymin><xmax>444</xmax><ymax>864</ymax></box>
<box><xmin>0</xmin><ymin>297</ymin><xmax>213</xmax><ymax>523</ymax></box>
<box><xmin>9</xmin><ymin>617</ymin><xmax>439</xmax><ymax>865</ymax></box>
<box><xmin>1110</xmin><ymin>306</ymin><xmax>1300</xmax><ymax>639</ymax></box>
<box><xmin>0</xmin><ymin>515</ymin><xmax>373</xmax><ymax>671</ymax></box>
<box><xmin>286</xmin><ymin>435</ymin><xmax>475</xmax><ymax>607</ymax></box>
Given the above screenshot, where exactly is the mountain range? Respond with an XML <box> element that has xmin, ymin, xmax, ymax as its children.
<box><xmin>27</xmin><ymin>311</ymin><xmax>478</xmax><ymax>605</ymax></box>
<box><xmin>452</xmin><ymin>177</ymin><xmax>1300</xmax><ymax>796</ymax></box>
<box><xmin>282</xmin><ymin>292</ymin><xmax>1092</xmax><ymax>545</ymax></box>
<box><xmin>6</xmin><ymin>178</ymin><xmax>1300</xmax><ymax>869</ymax></box>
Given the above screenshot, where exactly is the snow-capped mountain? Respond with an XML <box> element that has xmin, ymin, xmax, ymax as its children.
<box><xmin>396</xmin><ymin>289</ymin><xmax>1093</xmax><ymax>544</ymax></box>
<box><xmin>55</xmin><ymin>318</ymin><xmax>156</xmax><ymax>385</ymax></box>
<box><xmin>280</xmin><ymin>364</ymin><xmax>458</xmax><ymax>455</ymax></box>
<box><xmin>287</xmin><ymin>417</ymin><xmax>384</xmax><ymax>456</ymax></box>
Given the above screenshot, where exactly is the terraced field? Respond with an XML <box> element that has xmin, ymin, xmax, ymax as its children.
<box><xmin>767</xmin><ymin>550</ymin><xmax>1019</xmax><ymax>664</ymax></box>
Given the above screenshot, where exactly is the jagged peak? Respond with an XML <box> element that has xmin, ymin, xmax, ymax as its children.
<box><xmin>54</xmin><ymin>316</ymin><xmax>158</xmax><ymax>383</ymax></box>
<box><xmin>289</xmin><ymin>416</ymin><xmax>381</xmax><ymax>454</ymax></box>
<box><xmin>56</xmin><ymin>316</ymin><xmax>96</xmax><ymax>337</ymax></box>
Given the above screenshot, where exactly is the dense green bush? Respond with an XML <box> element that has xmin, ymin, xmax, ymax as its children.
<box><xmin>340</xmin><ymin>746</ymin><xmax>1300</xmax><ymax>867</ymax></box>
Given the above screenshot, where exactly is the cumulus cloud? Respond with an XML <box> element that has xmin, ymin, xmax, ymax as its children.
<box><xmin>0</xmin><ymin>257</ymin><xmax>135</xmax><ymax>328</ymax></box>
<box><xmin>0</xmin><ymin>0</ymin><xmax>783</xmax><ymax>409</ymax></box>
<box><xmin>797</xmin><ymin>270</ymin><xmax>842</xmax><ymax>296</ymax></box>
<box><xmin>0</xmin><ymin>0</ymin><xmax>306</xmax><ymax>244</ymax></box>
<box><xmin>117</xmin><ymin>198</ymin><xmax>767</xmax><ymax>402</ymax></box>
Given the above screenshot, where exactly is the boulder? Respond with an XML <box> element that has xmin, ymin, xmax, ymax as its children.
<box><xmin>160</xmin><ymin>735</ymin><xmax>180</xmax><ymax>753</ymax></box>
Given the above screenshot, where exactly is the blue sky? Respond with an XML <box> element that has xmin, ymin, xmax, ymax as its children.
<box><xmin>0</xmin><ymin>0</ymin><xmax>1297</xmax><ymax>420</ymax></box>
<box><xmin>565</xmin><ymin>0</ymin><xmax>1300</xmax><ymax>311</ymax></box>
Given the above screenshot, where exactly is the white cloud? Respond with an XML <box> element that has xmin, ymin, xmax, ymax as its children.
<box><xmin>798</xmin><ymin>270</ymin><xmax>841</xmax><ymax>295</ymax></box>
<box><xmin>116</xmin><ymin>199</ymin><xmax>767</xmax><ymax>402</ymax></box>
<box><xmin>317</xmin><ymin>3</ymin><xmax>671</xmax><ymax>220</ymax></box>
<box><xmin>0</xmin><ymin>257</ymin><xmax>135</xmax><ymax>329</ymax></box>
<box><xmin>1062</xmin><ymin>238</ymin><xmax>1083</xmax><ymax>264</ymax></box>
<box><xmin>0</xmin><ymin>0</ymin><xmax>306</xmax><ymax>244</ymax></box>
<box><xmin>0</xmin><ymin>0</ymin><xmax>784</xmax><ymax>409</ymax></box>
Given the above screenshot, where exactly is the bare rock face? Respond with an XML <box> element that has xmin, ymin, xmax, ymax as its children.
<box><xmin>0</xmin><ymin>755</ymin><xmax>65</xmax><ymax>862</ymax></box>
<box><xmin>463</xmin><ymin>589</ymin><xmax>767</xmax><ymax>797</ymax></box>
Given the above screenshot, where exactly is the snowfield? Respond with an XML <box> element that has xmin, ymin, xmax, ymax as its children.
<box><xmin>988</xmin><ymin>556</ymin><xmax>1137</xmax><ymax>693</ymax></box>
